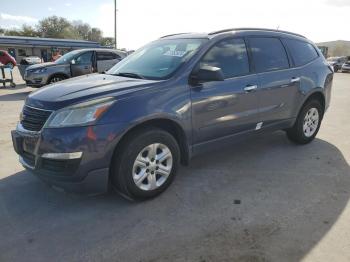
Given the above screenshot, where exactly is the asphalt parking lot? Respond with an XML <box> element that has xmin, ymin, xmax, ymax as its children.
<box><xmin>1</xmin><ymin>69</ymin><xmax>350</xmax><ymax>262</ymax></box>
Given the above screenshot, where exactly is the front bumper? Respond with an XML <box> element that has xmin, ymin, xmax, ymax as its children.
<box><xmin>24</xmin><ymin>71</ymin><xmax>48</xmax><ymax>87</ymax></box>
<box><xmin>11</xmin><ymin>122</ymin><xmax>125</xmax><ymax>194</ymax></box>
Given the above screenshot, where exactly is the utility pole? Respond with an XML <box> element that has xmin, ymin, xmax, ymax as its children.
<box><xmin>114</xmin><ymin>0</ymin><xmax>117</xmax><ymax>49</ymax></box>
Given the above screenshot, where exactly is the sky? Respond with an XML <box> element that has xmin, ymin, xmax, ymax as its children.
<box><xmin>1</xmin><ymin>0</ymin><xmax>350</xmax><ymax>50</ymax></box>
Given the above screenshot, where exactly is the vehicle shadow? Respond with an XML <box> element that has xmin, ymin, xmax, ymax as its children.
<box><xmin>0</xmin><ymin>131</ymin><xmax>349</xmax><ymax>262</ymax></box>
<box><xmin>0</xmin><ymin>89</ymin><xmax>31</xmax><ymax>102</ymax></box>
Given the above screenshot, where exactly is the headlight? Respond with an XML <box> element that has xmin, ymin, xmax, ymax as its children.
<box><xmin>45</xmin><ymin>97</ymin><xmax>115</xmax><ymax>128</ymax></box>
<box><xmin>33</xmin><ymin>68</ymin><xmax>47</xmax><ymax>74</ymax></box>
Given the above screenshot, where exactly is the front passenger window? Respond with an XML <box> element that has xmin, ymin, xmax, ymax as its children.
<box><xmin>74</xmin><ymin>51</ymin><xmax>93</xmax><ymax>65</ymax></box>
<box><xmin>200</xmin><ymin>38</ymin><xmax>250</xmax><ymax>79</ymax></box>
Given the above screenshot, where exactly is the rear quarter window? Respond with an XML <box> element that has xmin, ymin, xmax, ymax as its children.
<box><xmin>283</xmin><ymin>39</ymin><xmax>319</xmax><ymax>67</ymax></box>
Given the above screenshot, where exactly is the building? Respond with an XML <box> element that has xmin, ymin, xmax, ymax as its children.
<box><xmin>0</xmin><ymin>35</ymin><xmax>101</xmax><ymax>63</ymax></box>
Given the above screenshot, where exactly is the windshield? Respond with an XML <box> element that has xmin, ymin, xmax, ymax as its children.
<box><xmin>107</xmin><ymin>38</ymin><xmax>207</xmax><ymax>80</ymax></box>
<box><xmin>55</xmin><ymin>50</ymin><xmax>80</xmax><ymax>64</ymax></box>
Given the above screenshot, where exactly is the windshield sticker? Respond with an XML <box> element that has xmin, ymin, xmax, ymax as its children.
<box><xmin>163</xmin><ymin>50</ymin><xmax>187</xmax><ymax>57</ymax></box>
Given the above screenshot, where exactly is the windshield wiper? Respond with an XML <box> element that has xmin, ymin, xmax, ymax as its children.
<box><xmin>114</xmin><ymin>72</ymin><xmax>145</xmax><ymax>79</ymax></box>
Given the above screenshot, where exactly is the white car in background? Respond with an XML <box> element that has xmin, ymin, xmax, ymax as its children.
<box><xmin>20</xmin><ymin>56</ymin><xmax>42</xmax><ymax>65</ymax></box>
<box><xmin>341</xmin><ymin>60</ymin><xmax>350</xmax><ymax>73</ymax></box>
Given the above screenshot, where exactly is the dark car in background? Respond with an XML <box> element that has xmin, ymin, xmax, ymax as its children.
<box><xmin>24</xmin><ymin>48</ymin><xmax>127</xmax><ymax>87</ymax></box>
<box><xmin>0</xmin><ymin>50</ymin><xmax>17</xmax><ymax>68</ymax></box>
<box><xmin>327</xmin><ymin>56</ymin><xmax>347</xmax><ymax>72</ymax></box>
<box><xmin>12</xmin><ymin>28</ymin><xmax>333</xmax><ymax>200</ymax></box>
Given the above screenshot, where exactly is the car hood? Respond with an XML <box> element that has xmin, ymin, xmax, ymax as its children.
<box><xmin>26</xmin><ymin>73</ymin><xmax>161</xmax><ymax>110</ymax></box>
<box><xmin>26</xmin><ymin>62</ymin><xmax>57</xmax><ymax>70</ymax></box>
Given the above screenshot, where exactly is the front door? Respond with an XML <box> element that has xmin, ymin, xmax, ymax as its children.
<box><xmin>71</xmin><ymin>51</ymin><xmax>94</xmax><ymax>77</ymax></box>
<box><xmin>191</xmin><ymin>38</ymin><xmax>259</xmax><ymax>144</ymax></box>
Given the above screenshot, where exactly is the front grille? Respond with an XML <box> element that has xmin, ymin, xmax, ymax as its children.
<box><xmin>41</xmin><ymin>158</ymin><xmax>81</xmax><ymax>174</ymax></box>
<box><xmin>21</xmin><ymin>105</ymin><xmax>52</xmax><ymax>131</ymax></box>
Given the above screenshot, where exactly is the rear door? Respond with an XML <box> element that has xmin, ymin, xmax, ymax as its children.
<box><xmin>71</xmin><ymin>51</ymin><xmax>94</xmax><ymax>77</ymax></box>
<box><xmin>191</xmin><ymin>38</ymin><xmax>259</xmax><ymax>144</ymax></box>
<box><xmin>247</xmin><ymin>37</ymin><xmax>299</xmax><ymax>126</ymax></box>
<box><xmin>96</xmin><ymin>51</ymin><xmax>122</xmax><ymax>72</ymax></box>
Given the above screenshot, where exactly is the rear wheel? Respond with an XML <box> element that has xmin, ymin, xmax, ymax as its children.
<box><xmin>286</xmin><ymin>99</ymin><xmax>323</xmax><ymax>144</ymax></box>
<box><xmin>48</xmin><ymin>75</ymin><xmax>66</xmax><ymax>84</ymax></box>
<box><xmin>111</xmin><ymin>128</ymin><xmax>180</xmax><ymax>200</ymax></box>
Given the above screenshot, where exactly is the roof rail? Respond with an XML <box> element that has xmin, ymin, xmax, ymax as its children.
<box><xmin>160</xmin><ymin>32</ymin><xmax>191</xmax><ymax>38</ymax></box>
<box><xmin>208</xmin><ymin>28</ymin><xmax>306</xmax><ymax>38</ymax></box>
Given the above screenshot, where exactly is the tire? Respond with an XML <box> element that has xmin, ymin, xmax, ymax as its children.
<box><xmin>111</xmin><ymin>128</ymin><xmax>180</xmax><ymax>200</ymax></box>
<box><xmin>334</xmin><ymin>66</ymin><xmax>339</xmax><ymax>72</ymax></box>
<box><xmin>48</xmin><ymin>75</ymin><xmax>66</xmax><ymax>84</ymax></box>
<box><xmin>286</xmin><ymin>99</ymin><xmax>323</xmax><ymax>144</ymax></box>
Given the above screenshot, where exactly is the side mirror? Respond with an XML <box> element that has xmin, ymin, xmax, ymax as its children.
<box><xmin>190</xmin><ymin>65</ymin><xmax>224</xmax><ymax>85</ymax></box>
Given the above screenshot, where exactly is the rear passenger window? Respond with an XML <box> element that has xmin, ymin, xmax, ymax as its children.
<box><xmin>284</xmin><ymin>39</ymin><xmax>319</xmax><ymax>66</ymax></box>
<box><xmin>200</xmin><ymin>38</ymin><xmax>250</xmax><ymax>78</ymax></box>
<box><xmin>97</xmin><ymin>52</ymin><xmax>121</xmax><ymax>61</ymax></box>
<box><xmin>249</xmin><ymin>37</ymin><xmax>289</xmax><ymax>73</ymax></box>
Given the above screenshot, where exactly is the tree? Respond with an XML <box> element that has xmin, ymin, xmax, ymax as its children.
<box><xmin>88</xmin><ymin>27</ymin><xmax>103</xmax><ymax>42</ymax></box>
<box><xmin>72</xmin><ymin>21</ymin><xmax>91</xmax><ymax>40</ymax></box>
<box><xmin>37</xmin><ymin>16</ymin><xmax>71</xmax><ymax>38</ymax></box>
<box><xmin>0</xmin><ymin>15</ymin><xmax>113</xmax><ymax>48</ymax></box>
<box><xmin>20</xmin><ymin>24</ymin><xmax>40</xmax><ymax>37</ymax></box>
<box><xmin>100</xmin><ymin>37</ymin><xmax>115</xmax><ymax>47</ymax></box>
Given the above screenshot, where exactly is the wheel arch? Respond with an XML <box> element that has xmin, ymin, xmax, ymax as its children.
<box><xmin>112</xmin><ymin>117</ymin><xmax>191</xmax><ymax>167</ymax></box>
<box><xmin>47</xmin><ymin>72</ymin><xmax>69</xmax><ymax>83</ymax></box>
<box><xmin>296</xmin><ymin>90</ymin><xmax>326</xmax><ymax>121</ymax></box>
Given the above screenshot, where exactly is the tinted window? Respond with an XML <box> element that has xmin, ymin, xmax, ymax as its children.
<box><xmin>284</xmin><ymin>39</ymin><xmax>318</xmax><ymax>66</ymax></box>
<box><xmin>74</xmin><ymin>51</ymin><xmax>93</xmax><ymax>65</ymax></box>
<box><xmin>97</xmin><ymin>52</ymin><xmax>121</xmax><ymax>61</ymax></box>
<box><xmin>200</xmin><ymin>38</ymin><xmax>249</xmax><ymax>78</ymax></box>
<box><xmin>249</xmin><ymin>37</ymin><xmax>289</xmax><ymax>73</ymax></box>
<box><xmin>107</xmin><ymin>38</ymin><xmax>206</xmax><ymax>80</ymax></box>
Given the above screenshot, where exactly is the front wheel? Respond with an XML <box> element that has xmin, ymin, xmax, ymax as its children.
<box><xmin>111</xmin><ymin>128</ymin><xmax>180</xmax><ymax>200</ymax></box>
<box><xmin>48</xmin><ymin>75</ymin><xmax>66</xmax><ymax>84</ymax></box>
<box><xmin>286</xmin><ymin>100</ymin><xmax>323</xmax><ymax>144</ymax></box>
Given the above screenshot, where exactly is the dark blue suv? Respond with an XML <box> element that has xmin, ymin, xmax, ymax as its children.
<box><xmin>12</xmin><ymin>28</ymin><xmax>333</xmax><ymax>200</ymax></box>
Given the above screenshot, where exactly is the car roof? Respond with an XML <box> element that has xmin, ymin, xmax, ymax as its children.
<box><xmin>160</xmin><ymin>28</ymin><xmax>308</xmax><ymax>42</ymax></box>
<box><xmin>73</xmin><ymin>48</ymin><xmax>127</xmax><ymax>54</ymax></box>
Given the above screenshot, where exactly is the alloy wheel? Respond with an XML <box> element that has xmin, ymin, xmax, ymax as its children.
<box><xmin>303</xmin><ymin>107</ymin><xmax>319</xmax><ymax>137</ymax></box>
<box><xmin>132</xmin><ymin>143</ymin><xmax>173</xmax><ymax>191</ymax></box>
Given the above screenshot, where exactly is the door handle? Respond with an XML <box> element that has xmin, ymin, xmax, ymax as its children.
<box><xmin>244</xmin><ymin>85</ymin><xmax>258</xmax><ymax>92</ymax></box>
<box><xmin>291</xmin><ymin>77</ymin><xmax>300</xmax><ymax>83</ymax></box>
